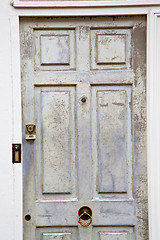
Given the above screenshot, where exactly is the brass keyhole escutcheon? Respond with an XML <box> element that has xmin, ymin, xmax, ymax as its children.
<box><xmin>25</xmin><ymin>124</ymin><xmax>36</xmax><ymax>140</ymax></box>
<box><xmin>78</xmin><ymin>206</ymin><xmax>92</xmax><ymax>226</ymax></box>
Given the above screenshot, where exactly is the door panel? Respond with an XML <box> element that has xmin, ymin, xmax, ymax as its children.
<box><xmin>90</xmin><ymin>28</ymin><xmax>132</xmax><ymax>70</ymax></box>
<box><xmin>21</xmin><ymin>16</ymin><xmax>148</xmax><ymax>240</ymax></box>
<box><xmin>36</xmin><ymin>227</ymin><xmax>78</xmax><ymax>240</ymax></box>
<box><xmin>92</xmin><ymin>85</ymin><xmax>132</xmax><ymax>198</ymax></box>
<box><xmin>93</xmin><ymin>227</ymin><xmax>134</xmax><ymax>240</ymax></box>
<box><xmin>34</xmin><ymin>29</ymin><xmax>76</xmax><ymax>71</ymax></box>
<box><xmin>35</xmin><ymin>86</ymin><xmax>77</xmax><ymax>199</ymax></box>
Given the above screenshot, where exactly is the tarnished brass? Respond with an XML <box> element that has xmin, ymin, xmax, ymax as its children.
<box><xmin>25</xmin><ymin>124</ymin><xmax>36</xmax><ymax>140</ymax></box>
<box><xmin>12</xmin><ymin>144</ymin><xmax>21</xmax><ymax>163</ymax></box>
<box><xmin>78</xmin><ymin>206</ymin><xmax>92</xmax><ymax>226</ymax></box>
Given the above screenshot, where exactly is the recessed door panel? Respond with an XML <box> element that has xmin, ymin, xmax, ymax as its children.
<box><xmin>35</xmin><ymin>86</ymin><xmax>77</xmax><ymax>199</ymax></box>
<box><xmin>21</xmin><ymin>16</ymin><xmax>148</xmax><ymax>240</ymax></box>
<box><xmin>94</xmin><ymin>227</ymin><xmax>134</xmax><ymax>240</ymax></box>
<box><xmin>92</xmin><ymin>85</ymin><xmax>132</xmax><ymax>198</ymax></box>
<box><xmin>36</xmin><ymin>227</ymin><xmax>78</xmax><ymax>240</ymax></box>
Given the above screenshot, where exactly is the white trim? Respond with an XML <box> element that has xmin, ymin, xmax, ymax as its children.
<box><xmin>0</xmin><ymin>0</ymin><xmax>14</xmax><ymax>238</ymax></box>
<box><xmin>11</xmin><ymin>16</ymin><xmax>22</xmax><ymax>144</ymax></box>
<box><xmin>12</xmin><ymin>0</ymin><xmax>160</xmax><ymax>8</ymax></box>
<box><xmin>147</xmin><ymin>9</ymin><xmax>156</xmax><ymax>240</ymax></box>
<box><xmin>11</xmin><ymin>7</ymin><xmax>151</xmax><ymax>16</ymax></box>
<box><xmin>10</xmin><ymin>15</ymin><xmax>23</xmax><ymax>240</ymax></box>
<box><xmin>147</xmin><ymin>11</ymin><xmax>160</xmax><ymax>240</ymax></box>
<box><xmin>153</xmin><ymin>13</ymin><xmax>160</xmax><ymax>238</ymax></box>
<box><xmin>7</xmin><ymin>5</ymin><xmax>160</xmax><ymax>240</ymax></box>
<box><xmin>11</xmin><ymin>8</ymin><xmax>149</xmax><ymax>17</ymax></box>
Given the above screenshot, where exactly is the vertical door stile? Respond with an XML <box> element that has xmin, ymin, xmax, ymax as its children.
<box><xmin>76</xmin><ymin>24</ymin><xmax>92</xmax><ymax>202</ymax></box>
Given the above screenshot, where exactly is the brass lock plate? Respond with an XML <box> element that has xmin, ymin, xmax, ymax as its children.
<box><xmin>25</xmin><ymin>124</ymin><xmax>36</xmax><ymax>140</ymax></box>
<box><xmin>12</xmin><ymin>144</ymin><xmax>21</xmax><ymax>163</ymax></box>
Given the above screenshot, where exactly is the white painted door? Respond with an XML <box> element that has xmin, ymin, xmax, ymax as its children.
<box><xmin>21</xmin><ymin>16</ymin><xmax>148</xmax><ymax>240</ymax></box>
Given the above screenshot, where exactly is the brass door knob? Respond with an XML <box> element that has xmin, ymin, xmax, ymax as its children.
<box><xmin>78</xmin><ymin>206</ymin><xmax>92</xmax><ymax>227</ymax></box>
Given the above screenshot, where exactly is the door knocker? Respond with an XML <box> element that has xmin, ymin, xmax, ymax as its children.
<box><xmin>78</xmin><ymin>206</ymin><xmax>92</xmax><ymax>227</ymax></box>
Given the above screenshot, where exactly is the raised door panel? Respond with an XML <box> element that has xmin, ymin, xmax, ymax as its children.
<box><xmin>91</xmin><ymin>28</ymin><xmax>132</xmax><ymax>70</ymax></box>
<box><xmin>34</xmin><ymin>29</ymin><xmax>76</xmax><ymax>71</ymax></box>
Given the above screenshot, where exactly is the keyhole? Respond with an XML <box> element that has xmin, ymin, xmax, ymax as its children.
<box><xmin>28</xmin><ymin>126</ymin><xmax>33</xmax><ymax>132</ymax></box>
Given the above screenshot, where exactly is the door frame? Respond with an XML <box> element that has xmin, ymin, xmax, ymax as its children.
<box><xmin>8</xmin><ymin>5</ymin><xmax>160</xmax><ymax>240</ymax></box>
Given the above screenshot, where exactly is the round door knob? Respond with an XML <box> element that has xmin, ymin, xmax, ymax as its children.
<box><xmin>78</xmin><ymin>206</ymin><xmax>92</xmax><ymax>227</ymax></box>
<box><xmin>81</xmin><ymin>97</ymin><xmax>86</xmax><ymax>103</ymax></box>
<box><xmin>25</xmin><ymin>214</ymin><xmax>31</xmax><ymax>221</ymax></box>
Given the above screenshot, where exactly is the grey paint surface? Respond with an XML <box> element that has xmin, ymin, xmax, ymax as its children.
<box><xmin>20</xmin><ymin>16</ymin><xmax>148</xmax><ymax>240</ymax></box>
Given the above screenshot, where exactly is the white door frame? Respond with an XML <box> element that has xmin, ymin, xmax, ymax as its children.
<box><xmin>1</xmin><ymin>3</ymin><xmax>159</xmax><ymax>239</ymax></box>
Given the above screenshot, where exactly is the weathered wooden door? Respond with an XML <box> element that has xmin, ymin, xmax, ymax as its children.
<box><xmin>21</xmin><ymin>16</ymin><xmax>148</xmax><ymax>240</ymax></box>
